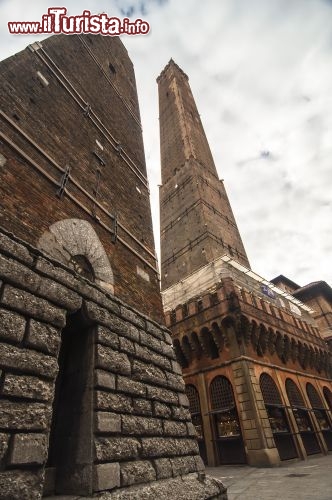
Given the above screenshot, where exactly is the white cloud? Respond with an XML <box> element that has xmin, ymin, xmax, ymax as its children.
<box><xmin>1</xmin><ymin>0</ymin><xmax>332</xmax><ymax>286</ymax></box>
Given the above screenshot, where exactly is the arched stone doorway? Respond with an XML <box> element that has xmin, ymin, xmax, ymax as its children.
<box><xmin>306</xmin><ymin>383</ymin><xmax>332</xmax><ymax>451</ymax></box>
<box><xmin>260</xmin><ymin>373</ymin><xmax>297</xmax><ymax>460</ymax></box>
<box><xmin>209</xmin><ymin>375</ymin><xmax>246</xmax><ymax>464</ymax></box>
<box><xmin>286</xmin><ymin>379</ymin><xmax>320</xmax><ymax>456</ymax></box>
<box><xmin>185</xmin><ymin>384</ymin><xmax>207</xmax><ymax>464</ymax></box>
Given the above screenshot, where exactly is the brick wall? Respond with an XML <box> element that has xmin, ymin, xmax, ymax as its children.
<box><xmin>0</xmin><ymin>34</ymin><xmax>163</xmax><ymax>322</ymax></box>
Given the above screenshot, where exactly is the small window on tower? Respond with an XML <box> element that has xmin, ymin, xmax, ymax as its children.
<box><xmin>228</xmin><ymin>245</ymin><xmax>234</xmax><ymax>256</ymax></box>
<box><xmin>109</xmin><ymin>63</ymin><xmax>116</xmax><ymax>75</ymax></box>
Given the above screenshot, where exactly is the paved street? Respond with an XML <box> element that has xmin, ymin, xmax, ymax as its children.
<box><xmin>207</xmin><ymin>454</ymin><xmax>332</xmax><ymax>500</ymax></box>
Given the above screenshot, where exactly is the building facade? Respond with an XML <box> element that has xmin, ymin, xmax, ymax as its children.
<box><xmin>158</xmin><ymin>60</ymin><xmax>332</xmax><ymax>467</ymax></box>
<box><xmin>0</xmin><ymin>36</ymin><xmax>226</xmax><ymax>499</ymax></box>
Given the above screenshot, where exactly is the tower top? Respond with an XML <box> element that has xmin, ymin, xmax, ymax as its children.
<box><xmin>157</xmin><ymin>59</ymin><xmax>189</xmax><ymax>83</ymax></box>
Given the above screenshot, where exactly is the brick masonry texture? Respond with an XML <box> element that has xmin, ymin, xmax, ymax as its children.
<box><xmin>0</xmin><ymin>34</ymin><xmax>164</xmax><ymax>323</ymax></box>
<box><xmin>0</xmin><ymin>226</ymin><xmax>226</xmax><ymax>499</ymax></box>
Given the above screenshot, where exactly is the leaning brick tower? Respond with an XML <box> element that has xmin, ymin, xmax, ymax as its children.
<box><xmin>0</xmin><ymin>36</ymin><xmax>226</xmax><ymax>499</ymax></box>
<box><xmin>157</xmin><ymin>59</ymin><xmax>249</xmax><ymax>292</ymax></box>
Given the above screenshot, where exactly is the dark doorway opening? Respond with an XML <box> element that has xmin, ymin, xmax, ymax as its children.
<box><xmin>43</xmin><ymin>311</ymin><xmax>94</xmax><ymax>496</ymax></box>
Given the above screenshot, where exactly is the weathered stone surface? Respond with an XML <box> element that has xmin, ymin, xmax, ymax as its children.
<box><xmin>178</xmin><ymin>393</ymin><xmax>190</xmax><ymax>408</ymax></box>
<box><xmin>3</xmin><ymin>373</ymin><xmax>53</xmax><ymax>402</ymax></box>
<box><xmin>120</xmin><ymin>306</ymin><xmax>145</xmax><ymax>329</ymax></box>
<box><xmin>171</xmin><ymin>360</ymin><xmax>183</xmax><ymax>375</ymax></box>
<box><xmin>0</xmin><ymin>232</ymin><xmax>34</xmax><ymax>265</ymax></box>
<box><xmin>1</xmin><ymin>285</ymin><xmax>66</xmax><ymax>327</ymax></box>
<box><xmin>0</xmin><ymin>401</ymin><xmax>51</xmax><ymax>430</ymax></box>
<box><xmin>96</xmin><ymin>344</ymin><xmax>131</xmax><ymax>376</ymax></box>
<box><xmin>186</xmin><ymin>422</ymin><xmax>197</xmax><ymax>437</ymax></box>
<box><xmin>35</xmin><ymin>256</ymin><xmax>81</xmax><ymax>289</ymax></box>
<box><xmin>166</xmin><ymin>372</ymin><xmax>186</xmax><ymax>392</ymax></box>
<box><xmin>146</xmin><ymin>385</ymin><xmax>178</xmax><ymax>405</ymax></box>
<box><xmin>132</xmin><ymin>359</ymin><xmax>166</xmax><ymax>386</ymax></box>
<box><xmin>0</xmin><ymin>309</ymin><xmax>26</xmax><ymax>343</ymax></box>
<box><xmin>0</xmin><ymin>433</ymin><xmax>10</xmax><ymax>462</ymax></box>
<box><xmin>101</xmin><ymin>315</ymin><xmax>140</xmax><ymax>342</ymax></box>
<box><xmin>163</xmin><ymin>331</ymin><xmax>173</xmax><ymax>345</ymax></box>
<box><xmin>96</xmin><ymin>325</ymin><xmax>119</xmax><ymax>349</ymax></box>
<box><xmin>120</xmin><ymin>460</ymin><xmax>156</xmax><ymax>486</ymax></box>
<box><xmin>122</xmin><ymin>415</ymin><xmax>163</xmax><ymax>436</ymax></box>
<box><xmin>163</xmin><ymin>421</ymin><xmax>188</xmax><ymax>437</ymax></box>
<box><xmin>0</xmin><ymin>254</ymin><xmax>82</xmax><ymax>311</ymax></box>
<box><xmin>145</xmin><ymin>320</ymin><xmax>164</xmax><ymax>340</ymax></box>
<box><xmin>9</xmin><ymin>433</ymin><xmax>48</xmax><ymax>465</ymax></box>
<box><xmin>134</xmin><ymin>343</ymin><xmax>171</xmax><ymax>370</ymax></box>
<box><xmin>153</xmin><ymin>401</ymin><xmax>172</xmax><ymax>419</ymax></box>
<box><xmin>119</xmin><ymin>336</ymin><xmax>135</xmax><ymax>355</ymax></box>
<box><xmin>96</xmin><ymin>391</ymin><xmax>132</xmax><ymax>413</ymax></box>
<box><xmin>161</xmin><ymin>341</ymin><xmax>176</xmax><ymax>360</ymax></box>
<box><xmin>95</xmin><ymin>437</ymin><xmax>140</xmax><ymax>461</ymax></box>
<box><xmin>153</xmin><ymin>457</ymin><xmax>173</xmax><ymax>479</ymax></box>
<box><xmin>27</xmin><ymin>319</ymin><xmax>61</xmax><ymax>356</ymax></box>
<box><xmin>99</xmin><ymin>473</ymin><xmax>227</xmax><ymax>500</ymax></box>
<box><xmin>95</xmin><ymin>369</ymin><xmax>116</xmax><ymax>390</ymax></box>
<box><xmin>94</xmin><ymin>462</ymin><xmax>120</xmax><ymax>492</ymax></box>
<box><xmin>194</xmin><ymin>454</ymin><xmax>205</xmax><ymax>472</ymax></box>
<box><xmin>0</xmin><ymin>343</ymin><xmax>58</xmax><ymax>379</ymax></box>
<box><xmin>141</xmin><ymin>438</ymin><xmax>199</xmax><ymax>458</ymax></box>
<box><xmin>85</xmin><ymin>301</ymin><xmax>120</xmax><ymax>327</ymax></box>
<box><xmin>172</xmin><ymin>406</ymin><xmax>191</xmax><ymax>421</ymax></box>
<box><xmin>132</xmin><ymin>398</ymin><xmax>152</xmax><ymax>416</ymax></box>
<box><xmin>170</xmin><ymin>456</ymin><xmax>197</xmax><ymax>477</ymax></box>
<box><xmin>117</xmin><ymin>375</ymin><xmax>146</xmax><ymax>397</ymax></box>
<box><xmin>95</xmin><ymin>411</ymin><xmax>121</xmax><ymax>434</ymax></box>
<box><xmin>0</xmin><ymin>470</ymin><xmax>44</xmax><ymax>500</ymax></box>
<box><xmin>139</xmin><ymin>330</ymin><xmax>162</xmax><ymax>353</ymax></box>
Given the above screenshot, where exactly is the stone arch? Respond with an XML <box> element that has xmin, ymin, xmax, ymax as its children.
<box><xmin>211</xmin><ymin>322</ymin><xmax>224</xmax><ymax>351</ymax></box>
<box><xmin>181</xmin><ymin>335</ymin><xmax>192</xmax><ymax>364</ymax></box>
<box><xmin>185</xmin><ymin>383</ymin><xmax>207</xmax><ymax>463</ymax></box>
<box><xmin>209</xmin><ymin>375</ymin><xmax>246</xmax><ymax>464</ymax></box>
<box><xmin>190</xmin><ymin>331</ymin><xmax>203</xmax><ymax>358</ymax></box>
<box><xmin>286</xmin><ymin>378</ymin><xmax>321</xmax><ymax>455</ymax></box>
<box><xmin>323</xmin><ymin>386</ymin><xmax>332</xmax><ymax>411</ymax></box>
<box><xmin>200</xmin><ymin>326</ymin><xmax>219</xmax><ymax>359</ymax></box>
<box><xmin>257</xmin><ymin>324</ymin><xmax>268</xmax><ymax>357</ymax></box>
<box><xmin>267</xmin><ymin>328</ymin><xmax>276</xmax><ymax>355</ymax></box>
<box><xmin>38</xmin><ymin>219</ymin><xmax>114</xmax><ymax>293</ymax></box>
<box><xmin>260</xmin><ymin>373</ymin><xmax>298</xmax><ymax>460</ymax></box>
<box><xmin>173</xmin><ymin>338</ymin><xmax>188</xmax><ymax>369</ymax></box>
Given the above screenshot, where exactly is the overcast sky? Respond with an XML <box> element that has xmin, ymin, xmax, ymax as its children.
<box><xmin>1</xmin><ymin>0</ymin><xmax>331</xmax><ymax>288</ymax></box>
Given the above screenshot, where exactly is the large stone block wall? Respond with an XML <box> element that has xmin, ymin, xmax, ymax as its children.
<box><xmin>0</xmin><ymin>227</ymin><xmax>226</xmax><ymax>499</ymax></box>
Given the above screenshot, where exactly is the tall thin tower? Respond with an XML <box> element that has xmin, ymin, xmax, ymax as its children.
<box><xmin>158</xmin><ymin>60</ymin><xmax>249</xmax><ymax>291</ymax></box>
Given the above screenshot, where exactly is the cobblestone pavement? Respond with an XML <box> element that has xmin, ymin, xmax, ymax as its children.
<box><xmin>207</xmin><ymin>454</ymin><xmax>332</xmax><ymax>500</ymax></box>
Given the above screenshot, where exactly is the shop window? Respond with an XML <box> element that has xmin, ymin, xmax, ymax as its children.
<box><xmin>323</xmin><ymin>386</ymin><xmax>332</xmax><ymax>411</ymax></box>
<box><xmin>209</xmin><ymin>376</ymin><xmax>246</xmax><ymax>464</ymax></box>
<box><xmin>286</xmin><ymin>378</ymin><xmax>320</xmax><ymax>456</ymax></box>
<box><xmin>307</xmin><ymin>383</ymin><xmax>332</xmax><ymax>450</ymax></box>
<box><xmin>260</xmin><ymin>373</ymin><xmax>297</xmax><ymax>460</ymax></box>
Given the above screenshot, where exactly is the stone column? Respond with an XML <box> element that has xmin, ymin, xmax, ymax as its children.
<box><xmin>232</xmin><ymin>360</ymin><xmax>280</xmax><ymax>466</ymax></box>
<box><xmin>197</xmin><ymin>372</ymin><xmax>216</xmax><ymax>466</ymax></box>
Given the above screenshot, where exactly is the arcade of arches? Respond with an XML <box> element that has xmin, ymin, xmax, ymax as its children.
<box><xmin>167</xmin><ymin>299</ymin><xmax>332</xmax><ymax>467</ymax></box>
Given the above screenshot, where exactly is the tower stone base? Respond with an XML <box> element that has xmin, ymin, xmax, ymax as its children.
<box><xmin>0</xmin><ymin>227</ymin><xmax>226</xmax><ymax>499</ymax></box>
